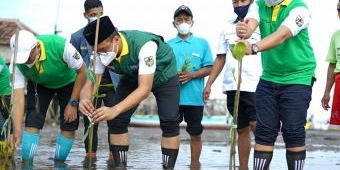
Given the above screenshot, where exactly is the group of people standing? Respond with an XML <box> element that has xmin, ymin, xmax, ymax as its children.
<box><xmin>1</xmin><ymin>0</ymin><xmax>339</xmax><ymax>169</ymax></box>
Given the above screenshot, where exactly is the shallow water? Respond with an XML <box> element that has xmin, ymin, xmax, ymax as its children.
<box><xmin>2</xmin><ymin>123</ymin><xmax>340</xmax><ymax>170</ymax></box>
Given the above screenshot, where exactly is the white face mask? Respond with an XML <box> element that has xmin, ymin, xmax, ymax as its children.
<box><xmin>175</xmin><ymin>23</ymin><xmax>192</xmax><ymax>35</ymax></box>
<box><xmin>26</xmin><ymin>53</ymin><xmax>39</xmax><ymax>68</ymax></box>
<box><xmin>99</xmin><ymin>42</ymin><xmax>118</xmax><ymax>66</ymax></box>
<box><xmin>88</xmin><ymin>17</ymin><xmax>97</xmax><ymax>23</ymax></box>
<box><xmin>265</xmin><ymin>0</ymin><xmax>282</xmax><ymax>6</ymax></box>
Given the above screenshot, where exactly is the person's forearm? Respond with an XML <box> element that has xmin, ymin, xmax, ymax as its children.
<box><xmin>324</xmin><ymin>63</ymin><xmax>336</xmax><ymax>94</ymax></box>
<box><xmin>113</xmin><ymin>74</ymin><xmax>153</xmax><ymax>115</ymax></box>
<box><xmin>191</xmin><ymin>66</ymin><xmax>212</xmax><ymax>79</ymax></box>
<box><xmin>12</xmin><ymin>89</ymin><xmax>25</xmax><ymax>134</ymax></box>
<box><xmin>206</xmin><ymin>55</ymin><xmax>226</xmax><ymax>87</ymax></box>
<box><xmin>114</xmin><ymin>84</ymin><xmax>150</xmax><ymax>115</ymax></box>
<box><xmin>70</xmin><ymin>64</ymin><xmax>86</xmax><ymax>100</ymax></box>
<box><xmin>255</xmin><ymin>25</ymin><xmax>292</xmax><ymax>52</ymax></box>
<box><xmin>80</xmin><ymin>78</ymin><xmax>93</xmax><ymax>101</ymax></box>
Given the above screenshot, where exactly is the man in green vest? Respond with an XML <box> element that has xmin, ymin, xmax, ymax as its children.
<box><xmin>79</xmin><ymin>16</ymin><xmax>180</xmax><ymax>169</ymax></box>
<box><xmin>9</xmin><ymin>30</ymin><xmax>86</xmax><ymax>163</ymax></box>
<box><xmin>70</xmin><ymin>0</ymin><xmax>118</xmax><ymax>159</ymax></box>
<box><xmin>236</xmin><ymin>0</ymin><xmax>316</xmax><ymax>169</ymax></box>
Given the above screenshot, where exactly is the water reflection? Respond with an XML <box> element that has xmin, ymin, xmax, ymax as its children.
<box><xmin>3</xmin><ymin>124</ymin><xmax>340</xmax><ymax>170</ymax></box>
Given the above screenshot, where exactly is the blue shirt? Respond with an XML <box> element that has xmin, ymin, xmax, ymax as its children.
<box><xmin>167</xmin><ymin>34</ymin><xmax>213</xmax><ymax>106</ymax></box>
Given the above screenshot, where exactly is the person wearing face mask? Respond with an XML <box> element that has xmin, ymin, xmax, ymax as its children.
<box><xmin>321</xmin><ymin>1</ymin><xmax>340</xmax><ymax>130</ymax></box>
<box><xmin>203</xmin><ymin>0</ymin><xmax>261</xmax><ymax>169</ymax></box>
<box><xmin>235</xmin><ymin>0</ymin><xmax>316</xmax><ymax>169</ymax></box>
<box><xmin>80</xmin><ymin>16</ymin><xmax>181</xmax><ymax>169</ymax></box>
<box><xmin>70</xmin><ymin>0</ymin><xmax>118</xmax><ymax>159</ymax></box>
<box><xmin>166</xmin><ymin>5</ymin><xmax>213</xmax><ymax>167</ymax></box>
<box><xmin>8</xmin><ymin>30</ymin><xmax>86</xmax><ymax>164</ymax></box>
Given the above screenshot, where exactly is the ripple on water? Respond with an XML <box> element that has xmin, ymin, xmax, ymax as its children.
<box><xmin>3</xmin><ymin>125</ymin><xmax>340</xmax><ymax>170</ymax></box>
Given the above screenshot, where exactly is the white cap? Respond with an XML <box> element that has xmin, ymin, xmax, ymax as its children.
<box><xmin>10</xmin><ymin>30</ymin><xmax>37</xmax><ymax>64</ymax></box>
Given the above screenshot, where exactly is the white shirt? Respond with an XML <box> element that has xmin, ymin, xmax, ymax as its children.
<box><xmin>95</xmin><ymin>41</ymin><xmax>157</xmax><ymax>75</ymax></box>
<box><xmin>216</xmin><ymin>19</ymin><xmax>262</xmax><ymax>92</ymax></box>
<box><xmin>10</xmin><ymin>43</ymin><xmax>84</xmax><ymax>89</ymax></box>
<box><xmin>246</xmin><ymin>3</ymin><xmax>311</xmax><ymax>36</ymax></box>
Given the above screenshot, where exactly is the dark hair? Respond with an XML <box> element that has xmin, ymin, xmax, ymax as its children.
<box><xmin>84</xmin><ymin>0</ymin><xmax>103</xmax><ymax>12</ymax></box>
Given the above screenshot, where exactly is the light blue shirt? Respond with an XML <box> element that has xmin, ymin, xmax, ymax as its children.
<box><xmin>167</xmin><ymin>34</ymin><xmax>213</xmax><ymax>106</ymax></box>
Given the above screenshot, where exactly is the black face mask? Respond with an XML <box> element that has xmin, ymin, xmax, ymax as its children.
<box><xmin>233</xmin><ymin>3</ymin><xmax>251</xmax><ymax>21</ymax></box>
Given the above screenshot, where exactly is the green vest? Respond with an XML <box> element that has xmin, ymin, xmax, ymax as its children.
<box><xmin>110</xmin><ymin>30</ymin><xmax>177</xmax><ymax>88</ymax></box>
<box><xmin>257</xmin><ymin>0</ymin><xmax>316</xmax><ymax>85</ymax></box>
<box><xmin>0</xmin><ymin>56</ymin><xmax>11</xmax><ymax>96</ymax></box>
<box><xmin>17</xmin><ymin>35</ymin><xmax>77</xmax><ymax>89</ymax></box>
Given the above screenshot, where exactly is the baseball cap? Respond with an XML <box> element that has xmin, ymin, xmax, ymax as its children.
<box><xmin>10</xmin><ymin>30</ymin><xmax>37</xmax><ymax>64</ymax></box>
<box><xmin>174</xmin><ymin>5</ymin><xmax>193</xmax><ymax>19</ymax></box>
<box><xmin>83</xmin><ymin>16</ymin><xmax>117</xmax><ymax>46</ymax></box>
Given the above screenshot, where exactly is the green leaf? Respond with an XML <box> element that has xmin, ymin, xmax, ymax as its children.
<box><xmin>100</xmin><ymin>83</ymin><xmax>116</xmax><ymax>88</ymax></box>
<box><xmin>85</xmin><ymin>68</ymin><xmax>96</xmax><ymax>83</ymax></box>
<box><xmin>181</xmin><ymin>56</ymin><xmax>192</xmax><ymax>72</ymax></box>
<box><xmin>93</xmin><ymin>93</ymin><xmax>106</xmax><ymax>98</ymax></box>
<box><xmin>229</xmin><ymin>42</ymin><xmax>246</xmax><ymax>61</ymax></box>
<box><xmin>81</xmin><ymin>116</ymin><xmax>94</xmax><ymax>142</ymax></box>
<box><xmin>229</xmin><ymin>44</ymin><xmax>235</xmax><ymax>52</ymax></box>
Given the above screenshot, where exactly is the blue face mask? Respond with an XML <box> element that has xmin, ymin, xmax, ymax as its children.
<box><xmin>233</xmin><ymin>3</ymin><xmax>251</xmax><ymax>20</ymax></box>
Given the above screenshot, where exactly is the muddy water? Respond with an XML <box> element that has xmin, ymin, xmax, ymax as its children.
<box><xmin>3</xmin><ymin>122</ymin><xmax>340</xmax><ymax>170</ymax></box>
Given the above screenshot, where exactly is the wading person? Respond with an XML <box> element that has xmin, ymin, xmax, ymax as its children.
<box><xmin>321</xmin><ymin>1</ymin><xmax>340</xmax><ymax>129</ymax></box>
<box><xmin>203</xmin><ymin>0</ymin><xmax>261</xmax><ymax>169</ymax></box>
<box><xmin>166</xmin><ymin>5</ymin><xmax>213</xmax><ymax>167</ymax></box>
<box><xmin>235</xmin><ymin>0</ymin><xmax>316</xmax><ymax>169</ymax></box>
<box><xmin>70</xmin><ymin>0</ymin><xmax>118</xmax><ymax>158</ymax></box>
<box><xmin>79</xmin><ymin>16</ymin><xmax>180</xmax><ymax>169</ymax></box>
<box><xmin>9</xmin><ymin>30</ymin><xmax>86</xmax><ymax>163</ymax></box>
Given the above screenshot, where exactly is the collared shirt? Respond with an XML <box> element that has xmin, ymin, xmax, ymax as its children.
<box><xmin>94</xmin><ymin>34</ymin><xmax>157</xmax><ymax>75</ymax></box>
<box><xmin>217</xmin><ymin>19</ymin><xmax>262</xmax><ymax>92</ymax></box>
<box><xmin>95</xmin><ymin>30</ymin><xmax>177</xmax><ymax>88</ymax></box>
<box><xmin>246</xmin><ymin>0</ymin><xmax>310</xmax><ymax>36</ymax></box>
<box><xmin>167</xmin><ymin>34</ymin><xmax>213</xmax><ymax>106</ymax></box>
<box><xmin>326</xmin><ymin>30</ymin><xmax>340</xmax><ymax>73</ymax></box>
<box><xmin>246</xmin><ymin>0</ymin><xmax>315</xmax><ymax>85</ymax></box>
<box><xmin>10</xmin><ymin>41</ymin><xmax>83</xmax><ymax>89</ymax></box>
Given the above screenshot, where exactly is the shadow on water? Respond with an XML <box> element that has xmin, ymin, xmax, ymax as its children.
<box><xmin>3</xmin><ymin>123</ymin><xmax>340</xmax><ymax>170</ymax></box>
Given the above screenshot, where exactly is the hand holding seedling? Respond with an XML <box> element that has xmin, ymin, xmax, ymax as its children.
<box><xmin>178</xmin><ymin>71</ymin><xmax>192</xmax><ymax>84</ymax></box>
<box><xmin>79</xmin><ymin>98</ymin><xmax>95</xmax><ymax>117</ymax></box>
<box><xmin>91</xmin><ymin>106</ymin><xmax>119</xmax><ymax>122</ymax></box>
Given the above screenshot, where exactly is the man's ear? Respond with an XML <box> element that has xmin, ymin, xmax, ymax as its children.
<box><xmin>83</xmin><ymin>12</ymin><xmax>87</xmax><ymax>19</ymax></box>
<box><xmin>172</xmin><ymin>21</ymin><xmax>177</xmax><ymax>28</ymax></box>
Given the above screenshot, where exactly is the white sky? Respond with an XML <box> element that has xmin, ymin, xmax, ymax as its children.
<box><xmin>0</xmin><ymin>0</ymin><xmax>339</xmax><ymax>120</ymax></box>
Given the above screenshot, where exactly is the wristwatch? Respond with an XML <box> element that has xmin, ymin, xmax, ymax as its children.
<box><xmin>69</xmin><ymin>99</ymin><xmax>79</xmax><ymax>107</ymax></box>
<box><xmin>251</xmin><ymin>43</ymin><xmax>259</xmax><ymax>55</ymax></box>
